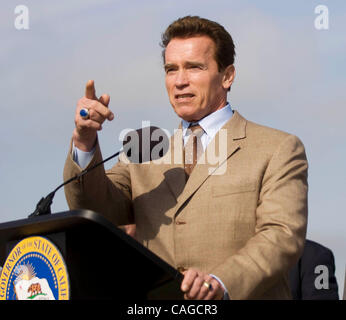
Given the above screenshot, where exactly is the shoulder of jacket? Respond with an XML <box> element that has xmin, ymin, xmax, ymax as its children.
<box><xmin>246</xmin><ymin>119</ymin><xmax>291</xmax><ymax>139</ymax></box>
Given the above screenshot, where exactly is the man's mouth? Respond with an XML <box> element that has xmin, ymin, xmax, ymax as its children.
<box><xmin>175</xmin><ymin>93</ymin><xmax>195</xmax><ymax>100</ymax></box>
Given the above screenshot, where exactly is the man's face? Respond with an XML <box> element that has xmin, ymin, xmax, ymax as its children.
<box><xmin>164</xmin><ymin>36</ymin><xmax>233</xmax><ymax>122</ymax></box>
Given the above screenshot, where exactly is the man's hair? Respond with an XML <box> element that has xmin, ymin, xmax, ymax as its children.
<box><xmin>160</xmin><ymin>16</ymin><xmax>236</xmax><ymax>72</ymax></box>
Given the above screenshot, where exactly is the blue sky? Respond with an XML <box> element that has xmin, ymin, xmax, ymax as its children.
<box><xmin>1</xmin><ymin>0</ymin><xmax>345</xmax><ymax>297</ymax></box>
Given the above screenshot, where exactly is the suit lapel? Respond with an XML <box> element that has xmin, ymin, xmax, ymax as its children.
<box><xmin>175</xmin><ymin>111</ymin><xmax>247</xmax><ymax>212</ymax></box>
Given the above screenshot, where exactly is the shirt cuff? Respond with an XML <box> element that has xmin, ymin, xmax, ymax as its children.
<box><xmin>72</xmin><ymin>142</ymin><xmax>96</xmax><ymax>169</ymax></box>
<box><xmin>210</xmin><ymin>274</ymin><xmax>230</xmax><ymax>300</ymax></box>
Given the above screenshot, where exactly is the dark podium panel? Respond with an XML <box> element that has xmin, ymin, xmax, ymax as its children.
<box><xmin>0</xmin><ymin>210</ymin><xmax>184</xmax><ymax>299</ymax></box>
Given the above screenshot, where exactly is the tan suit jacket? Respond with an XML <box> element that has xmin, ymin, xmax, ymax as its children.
<box><xmin>63</xmin><ymin>111</ymin><xmax>308</xmax><ymax>299</ymax></box>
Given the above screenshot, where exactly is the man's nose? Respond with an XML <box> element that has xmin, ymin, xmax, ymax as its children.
<box><xmin>175</xmin><ymin>70</ymin><xmax>189</xmax><ymax>88</ymax></box>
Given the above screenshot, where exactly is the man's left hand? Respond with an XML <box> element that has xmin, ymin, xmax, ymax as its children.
<box><xmin>181</xmin><ymin>268</ymin><xmax>224</xmax><ymax>300</ymax></box>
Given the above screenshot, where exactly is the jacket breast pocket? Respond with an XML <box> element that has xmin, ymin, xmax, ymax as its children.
<box><xmin>211</xmin><ymin>182</ymin><xmax>256</xmax><ymax>197</ymax></box>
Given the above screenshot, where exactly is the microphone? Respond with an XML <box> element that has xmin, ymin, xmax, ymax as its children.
<box><xmin>28</xmin><ymin>126</ymin><xmax>169</xmax><ymax>217</ymax></box>
<box><xmin>122</xmin><ymin>126</ymin><xmax>170</xmax><ymax>163</ymax></box>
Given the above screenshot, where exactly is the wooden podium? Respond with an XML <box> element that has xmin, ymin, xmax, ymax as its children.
<box><xmin>0</xmin><ymin>210</ymin><xmax>183</xmax><ymax>300</ymax></box>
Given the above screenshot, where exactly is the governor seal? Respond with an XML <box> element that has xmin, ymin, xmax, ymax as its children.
<box><xmin>0</xmin><ymin>236</ymin><xmax>69</xmax><ymax>300</ymax></box>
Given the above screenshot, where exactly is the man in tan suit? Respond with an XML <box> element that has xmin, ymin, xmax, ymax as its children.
<box><xmin>64</xmin><ymin>16</ymin><xmax>308</xmax><ymax>299</ymax></box>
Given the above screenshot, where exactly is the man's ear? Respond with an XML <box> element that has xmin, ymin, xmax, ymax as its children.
<box><xmin>222</xmin><ymin>65</ymin><xmax>236</xmax><ymax>90</ymax></box>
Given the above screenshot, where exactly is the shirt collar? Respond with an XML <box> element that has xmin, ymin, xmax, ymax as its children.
<box><xmin>182</xmin><ymin>103</ymin><xmax>233</xmax><ymax>138</ymax></box>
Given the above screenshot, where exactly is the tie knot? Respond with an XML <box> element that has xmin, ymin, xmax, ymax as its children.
<box><xmin>188</xmin><ymin>124</ymin><xmax>204</xmax><ymax>138</ymax></box>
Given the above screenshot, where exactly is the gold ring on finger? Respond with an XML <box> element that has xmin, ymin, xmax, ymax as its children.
<box><xmin>203</xmin><ymin>281</ymin><xmax>212</xmax><ymax>290</ymax></box>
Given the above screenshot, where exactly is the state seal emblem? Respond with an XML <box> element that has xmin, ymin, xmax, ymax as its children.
<box><xmin>0</xmin><ymin>236</ymin><xmax>69</xmax><ymax>300</ymax></box>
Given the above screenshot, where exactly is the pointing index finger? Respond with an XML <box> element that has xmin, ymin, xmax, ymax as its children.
<box><xmin>85</xmin><ymin>80</ymin><xmax>97</xmax><ymax>100</ymax></box>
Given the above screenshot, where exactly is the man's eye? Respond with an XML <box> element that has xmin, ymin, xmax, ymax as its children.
<box><xmin>190</xmin><ymin>65</ymin><xmax>202</xmax><ymax>70</ymax></box>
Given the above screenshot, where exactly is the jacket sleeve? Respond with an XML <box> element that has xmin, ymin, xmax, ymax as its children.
<box><xmin>63</xmin><ymin>139</ymin><xmax>133</xmax><ymax>226</ymax></box>
<box><xmin>210</xmin><ymin>134</ymin><xmax>308</xmax><ymax>299</ymax></box>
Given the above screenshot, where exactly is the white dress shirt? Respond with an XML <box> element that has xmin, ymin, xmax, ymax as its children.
<box><xmin>181</xmin><ymin>102</ymin><xmax>233</xmax><ymax>150</ymax></box>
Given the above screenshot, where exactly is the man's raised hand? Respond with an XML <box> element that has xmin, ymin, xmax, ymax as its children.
<box><xmin>73</xmin><ymin>80</ymin><xmax>114</xmax><ymax>151</ymax></box>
